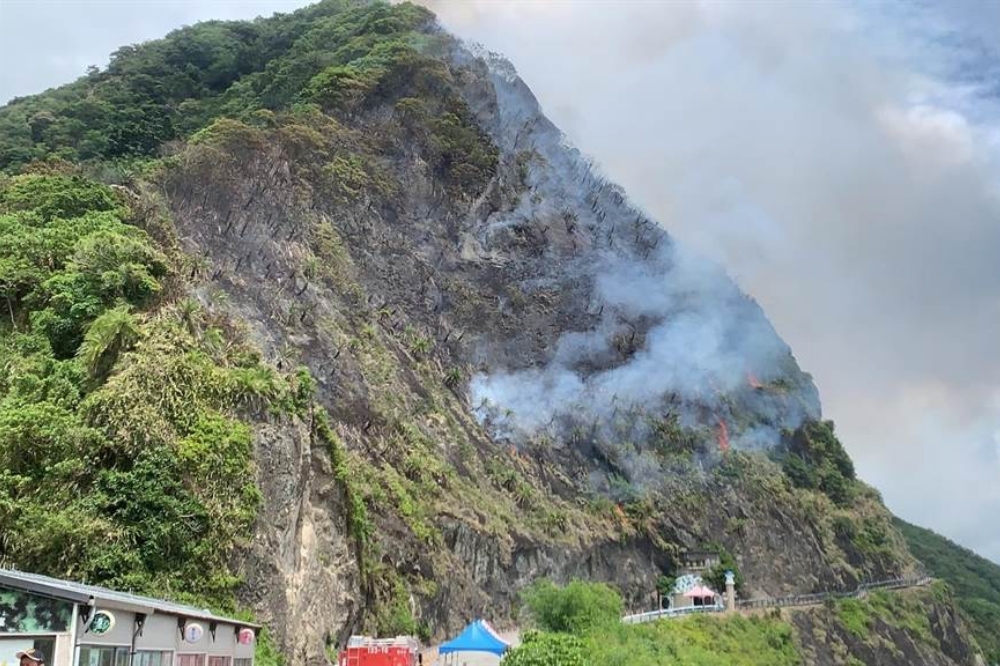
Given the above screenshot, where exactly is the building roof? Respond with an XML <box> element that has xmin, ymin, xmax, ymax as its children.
<box><xmin>683</xmin><ymin>585</ymin><xmax>718</xmax><ymax>598</ymax></box>
<box><xmin>0</xmin><ymin>568</ymin><xmax>259</xmax><ymax>629</ymax></box>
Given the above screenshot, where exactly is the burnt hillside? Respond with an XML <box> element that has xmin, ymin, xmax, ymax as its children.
<box><xmin>0</xmin><ymin>2</ymin><xmax>984</xmax><ymax>664</ymax></box>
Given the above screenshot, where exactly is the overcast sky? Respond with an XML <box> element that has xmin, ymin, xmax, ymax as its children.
<box><xmin>2</xmin><ymin>0</ymin><xmax>1000</xmax><ymax>564</ymax></box>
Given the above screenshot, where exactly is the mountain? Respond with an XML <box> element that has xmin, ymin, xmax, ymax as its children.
<box><xmin>896</xmin><ymin>518</ymin><xmax>1000</xmax><ymax>664</ymax></box>
<box><xmin>0</xmin><ymin>1</ymin><xmax>988</xmax><ymax>664</ymax></box>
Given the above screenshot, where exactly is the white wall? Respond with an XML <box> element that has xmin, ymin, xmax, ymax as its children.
<box><xmin>76</xmin><ymin>610</ymin><xmax>254</xmax><ymax>665</ymax></box>
<box><xmin>0</xmin><ymin>637</ymin><xmax>39</xmax><ymax>666</ymax></box>
<box><xmin>77</xmin><ymin>609</ymin><xmax>135</xmax><ymax>649</ymax></box>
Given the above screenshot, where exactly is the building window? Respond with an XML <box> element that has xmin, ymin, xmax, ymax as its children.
<box><xmin>133</xmin><ymin>651</ymin><xmax>173</xmax><ymax>666</ymax></box>
<box><xmin>78</xmin><ymin>646</ymin><xmax>129</xmax><ymax>666</ymax></box>
<box><xmin>33</xmin><ymin>638</ymin><xmax>56</xmax><ymax>662</ymax></box>
<box><xmin>207</xmin><ymin>657</ymin><xmax>230</xmax><ymax>666</ymax></box>
<box><xmin>234</xmin><ymin>658</ymin><xmax>252</xmax><ymax>666</ymax></box>
<box><xmin>1</xmin><ymin>637</ymin><xmax>56</xmax><ymax>666</ymax></box>
<box><xmin>177</xmin><ymin>654</ymin><xmax>205</xmax><ymax>666</ymax></box>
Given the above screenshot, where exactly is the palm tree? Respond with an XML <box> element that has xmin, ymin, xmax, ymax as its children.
<box><xmin>176</xmin><ymin>297</ymin><xmax>204</xmax><ymax>337</ymax></box>
<box><xmin>77</xmin><ymin>305</ymin><xmax>141</xmax><ymax>379</ymax></box>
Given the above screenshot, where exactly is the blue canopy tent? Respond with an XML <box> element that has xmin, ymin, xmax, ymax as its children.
<box><xmin>438</xmin><ymin>620</ymin><xmax>509</xmax><ymax>664</ymax></box>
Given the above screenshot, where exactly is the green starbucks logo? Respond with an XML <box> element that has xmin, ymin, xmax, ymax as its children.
<box><xmin>89</xmin><ymin>611</ymin><xmax>116</xmax><ymax>635</ymax></box>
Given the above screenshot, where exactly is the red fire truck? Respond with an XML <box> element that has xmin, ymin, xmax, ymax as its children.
<box><xmin>337</xmin><ymin>635</ymin><xmax>421</xmax><ymax>666</ymax></box>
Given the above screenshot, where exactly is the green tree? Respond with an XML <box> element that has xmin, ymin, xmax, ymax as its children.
<box><xmin>31</xmin><ymin>224</ymin><xmax>166</xmax><ymax>357</ymax></box>
<box><xmin>781</xmin><ymin>420</ymin><xmax>856</xmax><ymax>506</ymax></box>
<box><xmin>521</xmin><ymin>580</ymin><xmax>623</xmax><ymax>634</ymax></box>
<box><xmin>504</xmin><ymin>631</ymin><xmax>588</xmax><ymax>666</ymax></box>
<box><xmin>655</xmin><ymin>574</ymin><xmax>676</xmax><ymax>597</ymax></box>
<box><xmin>77</xmin><ymin>305</ymin><xmax>140</xmax><ymax>379</ymax></box>
<box><xmin>704</xmin><ymin>547</ymin><xmax>745</xmax><ymax>597</ymax></box>
<box><xmin>0</xmin><ymin>174</ymin><xmax>120</xmax><ymax>221</ymax></box>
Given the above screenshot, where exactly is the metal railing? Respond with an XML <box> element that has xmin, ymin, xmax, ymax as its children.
<box><xmin>622</xmin><ymin>603</ymin><xmax>725</xmax><ymax>624</ymax></box>
<box><xmin>621</xmin><ymin>576</ymin><xmax>934</xmax><ymax>623</ymax></box>
<box><xmin>736</xmin><ymin>576</ymin><xmax>934</xmax><ymax>611</ymax></box>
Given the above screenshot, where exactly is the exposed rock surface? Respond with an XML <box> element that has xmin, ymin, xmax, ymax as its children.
<box><xmin>110</xmin><ymin>4</ymin><xmax>965</xmax><ymax>663</ymax></box>
<box><xmin>237</xmin><ymin>420</ymin><xmax>362</xmax><ymax>662</ymax></box>
<box><xmin>790</xmin><ymin>588</ymin><xmax>979</xmax><ymax>666</ymax></box>
<box><xmin>0</xmin><ymin>2</ymin><xmax>986</xmax><ymax>664</ymax></box>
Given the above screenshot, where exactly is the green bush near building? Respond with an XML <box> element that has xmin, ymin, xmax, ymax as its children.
<box><xmin>510</xmin><ymin>580</ymin><xmax>800</xmax><ymax>666</ymax></box>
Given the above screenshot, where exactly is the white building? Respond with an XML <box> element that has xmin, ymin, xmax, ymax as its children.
<box><xmin>0</xmin><ymin>570</ymin><xmax>257</xmax><ymax>666</ymax></box>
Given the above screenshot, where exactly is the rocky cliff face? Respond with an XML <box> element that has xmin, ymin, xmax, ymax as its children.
<box><xmin>238</xmin><ymin>421</ymin><xmax>363</xmax><ymax>662</ymax></box>
<box><xmin>151</xmin><ymin>9</ymin><xmax>916</xmax><ymax>659</ymax></box>
<box><xmin>451</xmin><ymin>44</ymin><xmax>821</xmax><ymax>458</ymax></box>
<box><xmin>0</xmin><ymin>2</ymin><xmax>982</xmax><ymax>665</ymax></box>
<box><xmin>790</xmin><ymin>587</ymin><xmax>980</xmax><ymax>666</ymax></box>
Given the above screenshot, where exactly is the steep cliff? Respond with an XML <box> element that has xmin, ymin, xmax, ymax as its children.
<box><xmin>791</xmin><ymin>586</ymin><xmax>980</xmax><ymax>666</ymax></box>
<box><xmin>0</xmin><ymin>1</ymin><xmax>983</xmax><ymax>665</ymax></box>
<box><xmin>897</xmin><ymin>519</ymin><xmax>1000</xmax><ymax>664</ymax></box>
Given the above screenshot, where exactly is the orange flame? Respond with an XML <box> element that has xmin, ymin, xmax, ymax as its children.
<box><xmin>748</xmin><ymin>372</ymin><xmax>763</xmax><ymax>389</ymax></box>
<box><xmin>717</xmin><ymin>419</ymin><xmax>730</xmax><ymax>453</ymax></box>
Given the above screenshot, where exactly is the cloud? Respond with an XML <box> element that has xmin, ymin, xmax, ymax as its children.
<box><xmin>425</xmin><ymin>0</ymin><xmax>1000</xmax><ymax>562</ymax></box>
<box><xmin>878</xmin><ymin>104</ymin><xmax>975</xmax><ymax>168</ymax></box>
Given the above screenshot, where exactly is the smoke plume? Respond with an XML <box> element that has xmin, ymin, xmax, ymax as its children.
<box><xmin>427</xmin><ymin>0</ymin><xmax>1000</xmax><ymax>561</ymax></box>
<box><xmin>453</xmin><ymin>46</ymin><xmax>821</xmax><ymax>487</ymax></box>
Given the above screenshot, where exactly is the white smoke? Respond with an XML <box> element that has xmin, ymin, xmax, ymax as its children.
<box><xmin>426</xmin><ymin>0</ymin><xmax>1000</xmax><ymax>561</ymax></box>
<box><xmin>471</xmin><ymin>246</ymin><xmax>793</xmax><ymax>416</ymax></box>
<box><xmin>451</xmin><ymin>39</ymin><xmax>822</xmax><ymax>476</ymax></box>
<box><xmin>459</xmin><ymin>49</ymin><xmax>820</xmax><ymax>462</ymax></box>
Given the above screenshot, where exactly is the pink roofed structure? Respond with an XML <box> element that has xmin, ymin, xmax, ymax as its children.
<box><xmin>683</xmin><ymin>584</ymin><xmax>719</xmax><ymax>607</ymax></box>
<box><xmin>683</xmin><ymin>585</ymin><xmax>717</xmax><ymax>598</ymax></box>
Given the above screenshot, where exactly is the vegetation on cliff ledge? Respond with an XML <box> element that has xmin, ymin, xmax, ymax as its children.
<box><xmin>0</xmin><ymin>172</ymin><xmax>312</xmax><ymax>607</ymax></box>
<box><xmin>896</xmin><ymin>518</ymin><xmax>1000</xmax><ymax>664</ymax></box>
<box><xmin>510</xmin><ymin>580</ymin><xmax>976</xmax><ymax>666</ymax></box>
<box><xmin>510</xmin><ymin>580</ymin><xmax>799</xmax><ymax>666</ymax></box>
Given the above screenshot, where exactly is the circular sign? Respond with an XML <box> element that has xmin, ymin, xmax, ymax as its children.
<box><xmin>237</xmin><ymin>628</ymin><xmax>255</xmax><ymax>645</ymax></box>
<box><xmin>183</xmin><ymin>622</ymin><xmax>205</xmax><ymax>643</ymax></box>
<box><xmin>90</xmin><ymin>611</ymin><xmax>116</xmax><ymax>636</ymax></box>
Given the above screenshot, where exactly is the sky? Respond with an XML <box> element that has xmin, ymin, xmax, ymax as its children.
<box><xmin>2</xmin><ymin>0</ymin><xmax>999</xmax><ymax>564</ymax></box>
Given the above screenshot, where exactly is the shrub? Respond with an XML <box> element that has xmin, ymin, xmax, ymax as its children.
<box><xmin>0</xmin><ymin>174</ymin><xmax>121</xmax><ymax>221</ymax></box>
<box><xmin>781</xmin><ymin>420</ymin><xmax>856</xmax><ymax>506</ymax></box>
<box><xmin>504</xmin><ymin>631</ymin><xmax>588</xmax><ymax>666</ymax></box>
<box><xmin>521</xmin><ymin>580</ymin><xmax>623</xmax><ymax>634</ymax></box>
<box><xmin>584</xmin><ymin>614</ymin><xmax>800</xmax><ymax>666</ymax></box>
<box><xmin>837</xmin><ymin>598</ymin><xmax>871</xmax><ymax>638</ymax></box>
<box><xmin>703</xmin><ymin>546</ymin><xmax>745</xmax><ymax>596</ymax></box>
